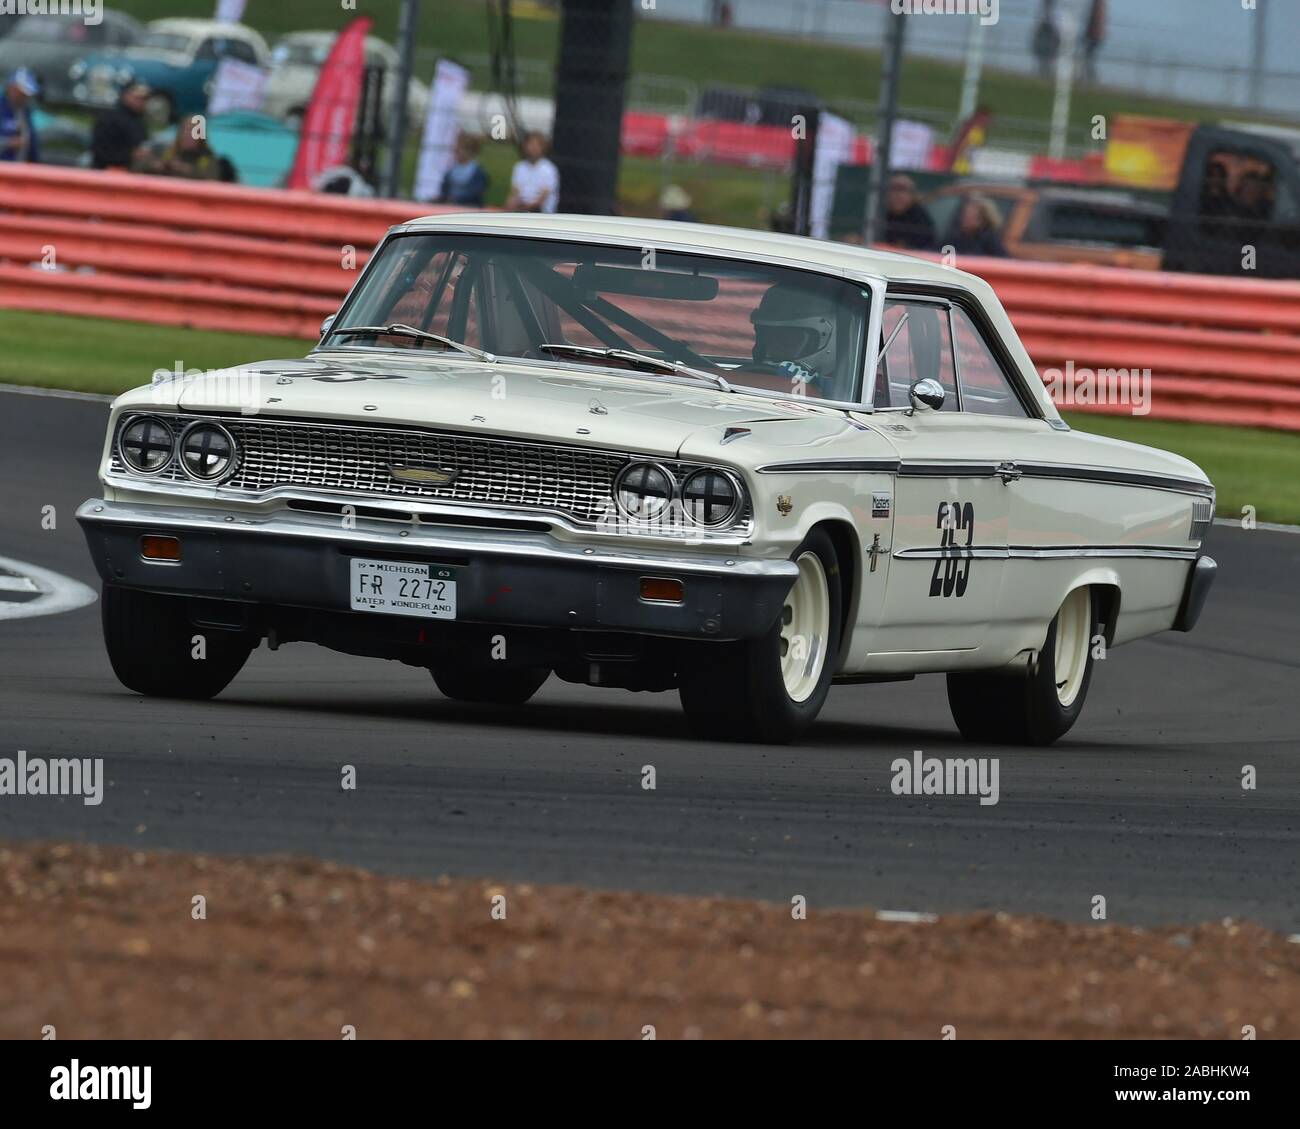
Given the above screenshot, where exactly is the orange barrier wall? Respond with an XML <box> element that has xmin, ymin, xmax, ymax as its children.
<box><xmin>2</xmin><ymin>164</ymin><xmax>1299</xmax><ymax>430</ymax></box>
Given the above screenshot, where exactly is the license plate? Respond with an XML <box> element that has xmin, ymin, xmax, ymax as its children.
<box><xmin>349</xmin><ymin>558</ymin><xmax>456</xmax><ymax>619</ymax></box>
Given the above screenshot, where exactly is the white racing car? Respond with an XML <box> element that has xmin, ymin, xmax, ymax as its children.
<box><xmin>78</xmin><ymin>215</ymin><xmax>1217</xmax><ymax>744</ymax></box>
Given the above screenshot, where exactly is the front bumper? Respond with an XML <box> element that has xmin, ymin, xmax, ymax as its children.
<box><xmin>77</xmin><ymin>499</ymin><xmax>796</xmax><ymax>642</ymax></box>
<box><xmin>1172</xmin><ymin>553</ymin><xmax>1217</xmax><ymax>633</ymax></box>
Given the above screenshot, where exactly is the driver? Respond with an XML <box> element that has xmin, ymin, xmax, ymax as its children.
<box><xmin>748</xmin><ymin>282</ymin><xmax>839</xmax><ymax>394</ymax></box>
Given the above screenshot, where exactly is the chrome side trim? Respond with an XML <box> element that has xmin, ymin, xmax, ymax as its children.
<box><xmin>755</xmin><ymin>457</ymin><xmax>1214</xmax><ymax>498</ymax></box>
<box><xmin>893</xmin><ymin>545</ymin><xmax>1199</xmax><ymax>561</ymax></box>
<box><xmin>755</xmin><ymin>458</ymin><xmax>900</xmax><ymax>474</ymax></box>
<box><xmin>898</xmin><ymin>461</ymin><xmax>999</xmax><ymax>478</ymax></box>
<box><xmin>1015</xmin><ymin>462</ymin><xmax>1215</xmax><ymax>497</ymax></box>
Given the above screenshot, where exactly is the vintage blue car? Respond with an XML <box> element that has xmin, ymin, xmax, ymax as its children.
<box><xmin>68</xmin><ymin>17</ymin><xmax>269</xmax><ymax>124</ymax></box>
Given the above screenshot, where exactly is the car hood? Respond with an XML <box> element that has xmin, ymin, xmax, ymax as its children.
<box><xmin>137</xmin><ymin>352</ymin><xmax>849</xmax><ymax>458</ymax></box>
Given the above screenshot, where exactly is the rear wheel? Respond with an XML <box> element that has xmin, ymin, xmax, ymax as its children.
<box><xmin>102</xmin><ymin>585</ymin><xmax>252</xmax><ymax>699</ymax></box>
<box><xmin>678</xmin><ymin>527</ymin><xmax>842</xmax><ymax>744</ymax></box>
<box><xmin>947</xmin><ymin>586</ymin><xmax>1099</xmax><ymax>746</ymax></box>
<box><xmin>431</xmin><ymin>665</ymin><xmax>549</xmax><ymax>705</ymax></box>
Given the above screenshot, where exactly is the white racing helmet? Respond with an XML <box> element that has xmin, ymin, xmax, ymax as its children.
<box><xmin>750</xmin><ymin>282</ymin><xmax>837</xmax><ymax>378</ymax></box>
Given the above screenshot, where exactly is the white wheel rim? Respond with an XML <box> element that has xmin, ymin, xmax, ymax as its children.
<box><xmin>780</xmin><ymin>551</ymin><xmax>830</xmax><ymax>703</ymax></box>
<box><xmin>1053</xmin><ymin>587</ymin><xmax>1091</xmax><ymax>707</ymax></box>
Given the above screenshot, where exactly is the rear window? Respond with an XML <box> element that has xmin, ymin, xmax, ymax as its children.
<box><xmin>1042</xmin><ymin>203</ymin><xmax>1164</xmax><ymax>248</ymax></box>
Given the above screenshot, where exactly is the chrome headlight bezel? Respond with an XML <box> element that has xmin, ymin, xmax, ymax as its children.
<box><xmin>116</xmin><ymin>414</ymin><xmax>176</xmax><ymax>476</ymax></box>
<box><xmin>679</xmin><ymin>467</ymin><xmax>744</xmax><ymax>528</ymax></box>
<box><xmin>611</xmin><ymin>459</ymin><xmax>748</xmax><ymax>531</ymax></box>
<box><xmin>178</xmin><ymin>420</ymin><xmax>237</xmax><ymax>483</ymax></box>
<box><xmin>613</xmin><ymin>460</ymin><xmax>676</xmax><ymax>521</ymax></box>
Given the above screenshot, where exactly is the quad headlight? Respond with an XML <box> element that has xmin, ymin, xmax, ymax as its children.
<box><xmin>117</xmin><ymin>415</ymin><xmax>175</xmax><ymax>474</ymax></box>
<box><xmin>178</xmin><ymin>421</ymin><xmax>236</xmax><ymax>482</ymax></box>
<box><xmin>680</xmin><ymin>468</ymin><xmax>742</xmax><ymax>527</ymax></box>
<box><xmin>613</xmin><ymin>460</ymin><xmax>745</xmax><ymax>529</ymax></box>
<box><xmin>614</xmin><ymin>461</ymin><xmax>675</xmax><ymax>520</ymax></box>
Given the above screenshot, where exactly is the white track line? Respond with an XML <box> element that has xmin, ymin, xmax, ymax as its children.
<box><xmin>0</xmin><ymin>555</ymin><xmax>97</xmax><ymax>622</ymax></box>
<box><xmin>1213</xmin><ymin>517</ymin><xmax>1300</xmax><ymax>535</ymax></box>
<box><xmin>876</xmin><ymin>910</ymin><xmax>939</xmax><ymax>924</ymax></box>
<box><xmin>0</xmin><ymin>382</ymin><xmax>114</xmax><ymax>403</ymax></box>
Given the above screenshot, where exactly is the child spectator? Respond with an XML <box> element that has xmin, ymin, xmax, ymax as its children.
<box><xmin>505</xmin><ymin>130</ymin><xmax>560</xmax><ymax>214</ymax></box>
<box><xmin>436</xmin><ymin>133</ymin><xmax>488</xmax><ymax>207</ymax></box>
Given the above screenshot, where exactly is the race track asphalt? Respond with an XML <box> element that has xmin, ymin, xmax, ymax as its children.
<box><xmin>2</xmin><ymin>388</ymin><xmax>1297</xmax><ymax>930</ymax></box>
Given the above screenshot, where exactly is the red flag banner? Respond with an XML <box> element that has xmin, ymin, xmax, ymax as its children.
<box><xmin>287</xmin><ymin>16</ymin><xmax>373</xmax><ymax>190</ymax></box>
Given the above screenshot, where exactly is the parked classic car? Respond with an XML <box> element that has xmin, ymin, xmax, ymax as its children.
<box><xmin>69</xmin><ymin>18</ymin><xmax>270</xmax><ymax>123</ymax></box>
<box><xmin>261</xmin><ymin>30</ymin><xmax>429</xmax><ymax>126</ymax></box>
<box><xmin>0</xmin><ymin>9</ymin><xmax>142</xmax><ymax>107</ymax></box>
<box><xmin>77</xmin><ymin>215</ymin><xmax>1217</xmax><ymax>744</ymax></box>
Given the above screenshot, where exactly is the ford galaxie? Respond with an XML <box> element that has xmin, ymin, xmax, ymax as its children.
<box><xmin>77</xmin><ymin>215</ymin><xmax>1217</xmax><ymax>743</ymax></box>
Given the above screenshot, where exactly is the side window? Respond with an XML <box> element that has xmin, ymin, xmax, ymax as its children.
<box><xmin>194</xmin><ymin>37</ymin><xmax>218</xmax><ymax>61</ymax></box>
<box><xmin>951</xmin><ymin>305</ymin><xmax>1029</xmax><ymax>418</ymax></box>
<box><xmin>224</xmin><ymin>39</ymin><xmax>259</xmax><ymax>64</ymax></box>
<box><xmin>873</xmin><ymin>299</ymin><xmax>956</xmax><ymax>410</ymax></box>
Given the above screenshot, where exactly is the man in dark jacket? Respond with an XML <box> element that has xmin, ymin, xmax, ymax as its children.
<box><xmin>91</xmin><ymin>82</ymin><xmax>150</xmax><ymax>170</ymax></box>
<box><xmin>883</xmin><ymin>174</ymin><xmax>936</xmax><ymax>250</ymax></box>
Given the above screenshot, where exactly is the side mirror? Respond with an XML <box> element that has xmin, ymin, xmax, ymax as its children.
<box><xmin>908</xmin><ymin>378</ymin><xmax>945</xmax><ymax>413</ymax></box>
<box><xmin>319</xmin><ymin>314</ymin><xmax>337</xmax><ymax>339</ymax></box>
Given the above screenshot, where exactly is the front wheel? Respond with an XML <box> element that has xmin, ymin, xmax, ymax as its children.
<box><xmin>102</xmin><ymin>585</ymin><xmax>252</xmax><ymax>699</ymax></box>
<box><xmin>678</xmin><ymin>528</ymin><xmax>842</xmax><ymax>744</ymax></box>
<box><xmin>431</xmin><ymin>665</ymin><xmax>549</xmax><ymax>704</ymax></box>
<box><xmin>947</xmin><ymin>586</ymin><xmax>1099</xmax><ymax>746</ymax></box>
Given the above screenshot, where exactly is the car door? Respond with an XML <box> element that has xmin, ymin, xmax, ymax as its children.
<box><xmin>862</xmin><ymin>295</ymin><xmax>1012</xmax><ymax>656</ymax></box>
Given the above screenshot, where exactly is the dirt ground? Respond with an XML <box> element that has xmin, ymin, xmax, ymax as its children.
<box><xmin>1</xmin><ymin>839</ymin><xmax>1296</xmax><ymax>1039</ymax></box>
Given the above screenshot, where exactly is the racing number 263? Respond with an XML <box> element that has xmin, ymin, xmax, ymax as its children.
<box><xmin>929</xmin><ymin>501</ymin><xmax>974</xmax><ymax>598</ymax></box>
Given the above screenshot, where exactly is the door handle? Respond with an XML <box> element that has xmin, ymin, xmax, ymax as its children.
<box><xmin>996</xmin><ymin>461</ymin><xmax>1022</xmax><ymax>484</ymax></box>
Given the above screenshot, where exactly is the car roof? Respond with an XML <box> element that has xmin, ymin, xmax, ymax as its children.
<box><xmin>147</xmin><ymin>18</ymin><xmax>262</xmax><ymax>40</ymax></box>
<box><xmin>400</xmin><ymin>212</ymin><xmax>981</xmax><ymax>287</ymax></box>
<box><xmin>276</xmin><ymin>30</ymin><xmax>387</xmax><ymax>45</ymax></box>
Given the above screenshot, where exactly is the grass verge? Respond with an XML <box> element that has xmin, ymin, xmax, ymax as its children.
<box><xmin>1063</xmin><ymin>412</ymin><xmax>1300</xmax><ymax>527</ymax></box>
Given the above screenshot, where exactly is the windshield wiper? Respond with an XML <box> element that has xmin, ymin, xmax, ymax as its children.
<box><xmin>331</xmin><ymin>323</ymin><xmax>496</xmax><ymax>362</ymax></box>
<box><xmin>537</xmin><ymin>343</ymin><xmax>731</xmax><ymax>392</ymax></box>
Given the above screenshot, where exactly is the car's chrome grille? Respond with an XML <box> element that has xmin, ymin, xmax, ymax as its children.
<box><xmin>111</xmin><ymin>415</ymin><xmax>629</xmax><ymax>524</ymax></box>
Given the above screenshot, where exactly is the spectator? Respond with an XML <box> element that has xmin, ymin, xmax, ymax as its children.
<box><xmin>150</xmin><ymin>114</ymin><xmax>236</xmax><ymax>182</ymax></box>
<box><xmin>91</xmin><ymin>81</ymin><xmax>150</xmax><ymax>171</ymax></box>
<box><xmin>1082</xmin><ymin>0</ymin><xmax>1107</xmax><ymax>84</ymax></box>
<box><xmin>1199</xmin><ymin>160</ymin><xmax>1233</xmax><ymax>218</ymax></box>
<box><xmin>944</xmin><ymin>195</ymin><xmax>1007</xmax><ymax>258</ymax></box>
<box><xmin>505</xmin><ymin>130</ymin><xmax>559</xmax><ymax>213</ymax></box>
<box><xmin>883</xmin><ymin>174</ymin><xmax>936</xmax><ymax>250</ymax></box>
<box><xmin>659</xmin><ymin>184</ymin><xmax>695</xmax><ymax>222</ymax></box>
<box><xmin>0</xmin><ymin>68</ymin><xmax>39</xmax><ymax>163</ymax></box>
<box><xmin>1232</xmin><ymin>171</ymin><xmax>1274</xmax><ymax>223</ymax></box>
<box><xmin>436</xmin><ymin>133</ymin><xmax>488</xmax><ymax>207</ymax></box>
<box><xmin>1032</xmin><ymin>0</ymin><xmax>1061</xmax><ymax>79</ymax></box>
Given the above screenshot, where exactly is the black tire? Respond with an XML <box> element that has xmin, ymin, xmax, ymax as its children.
<box><xmin>678</xmin><ymin>527</ymin><xmax>843</xmax><ymax>744</ymax></box>
<box><xmin>947</xmin><ymin>587</ymin><xmax>1099</xmax><ymax>746</ymax></box>
<box><xmin>431</xmin><ymin>665</ymin><xmax>549</xmax><ymax>704</ymax></box>
<box><xmin>102</xmin><ymin>585</ymin><xmax>252</xmax><ymax>700</ymax></box>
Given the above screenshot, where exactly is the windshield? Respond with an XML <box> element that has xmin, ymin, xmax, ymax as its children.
<box><xmin>326</xmin><ymin>233</ymin><xmax>870</xmax><ymax>402</ymax></box>
<box><xmin>272</xmin><ymin>39</ymin><xmax>330</xmax><ymax>66</ymax></box>
<box><xmin>11</xmin><ymin>15</ymin><xmax>86</xmax><ymax>42</ymax></box>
